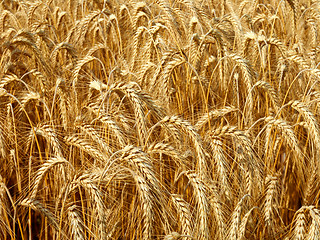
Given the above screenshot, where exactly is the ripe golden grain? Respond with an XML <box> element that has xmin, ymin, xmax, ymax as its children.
<box><xmin>1</xmin><ymin>0</ymin><xmax>320</xmax><ymax>239</ymax></box>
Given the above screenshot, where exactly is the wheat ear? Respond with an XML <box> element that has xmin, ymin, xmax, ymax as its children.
<box><xmin>74</xmin><ymin>174</ymin><xmax>107</xmax><ymax>239</ymax></box>
<box><xmin>185</xmin><ymin>171</ymin><xmax>209</xmax><ymax>240</ymax></box>
<box><xmin>195</xmin><ymin>106</ymin><xmax>237</xmax><ymax>130</ymax></box>
<box><xmin>263</xmin><ymin>174</ymin><xmax>280</xmax><ymax>237</ymax></box>
<box><xmin>265</xmin><ymin>116</ymin><xmax>305</xmax><ymax>180</ymax></box>
<box><xmin>64</xmin><ymin>135</ymin><xmax>107</xmax><ymax>165</ymax></box>
<box><xmin>290</xmin><ymin>100</ymin><xmax>320</xmax><ymax>153</ymax></box>
<box><xmin>159</xmin><ymin>116</ymin><xmax>208</xmax><ymax>178</ymax></box>
<box><xmin>20</xmin><ymin>198</ymin><xmax>60</xmax><ymax>231</ymax></box>
<box><xmin>30</xmin><ymin>157</ymin><xmax>71</xmax><ymax>200</ymax></box>
<box><xmin>67</xmin><ymin>205</ymin><xmax>85</xmax><ymax>240</ymax></box>
<box><xmin>209</xmin><ymin>186</ymin><xmax>227</xmax><ymax>239</ymax></box>
<box><xmin>171</xmin><ymin>194</ymin><xmax>193</xmax><ymax>237</ymax></box>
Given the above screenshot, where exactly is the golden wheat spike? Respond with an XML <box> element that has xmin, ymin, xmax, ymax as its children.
<box><xmin>67</xmin><ymin>205</ymin><xmax>85</xmax><ymax>240</ymax></box>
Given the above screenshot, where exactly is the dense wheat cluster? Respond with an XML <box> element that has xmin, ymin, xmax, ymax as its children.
<box><xmin>1</xmin><ymin>0</ymin><xmax>320</xmax><ymax>239</ymax></box>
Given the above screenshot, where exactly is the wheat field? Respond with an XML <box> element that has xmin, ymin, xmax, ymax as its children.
<box><xmin>0</xmin><ymin>0</ymin><xmax>320</xmax><ymax>239</ymax></box>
